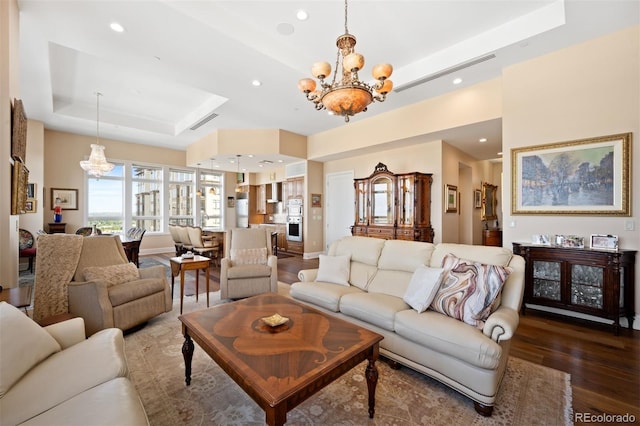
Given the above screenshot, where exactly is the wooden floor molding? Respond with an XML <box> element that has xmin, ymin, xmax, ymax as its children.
<box><xmin>145</xmin><ymin>252</ymin><xmax>640</xmax><ymax>422</ymax></box>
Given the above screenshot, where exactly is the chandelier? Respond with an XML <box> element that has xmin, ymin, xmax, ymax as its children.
<box><xmin>297</xmin><ymin>0</ymin><xmax>393</xmax><ymax>122</ymax></box>
<box><xmin>79</xmin><ymin>92</ymin><xmax>115</xmax><ymax>178</ymax></box>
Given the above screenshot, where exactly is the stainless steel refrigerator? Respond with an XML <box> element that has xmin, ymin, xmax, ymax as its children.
<box><xmin>236</xmin><ymin>192</ymin><xmax>249</xmax><ymax>228</ymax></box>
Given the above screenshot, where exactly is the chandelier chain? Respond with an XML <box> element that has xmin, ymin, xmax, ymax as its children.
<box><xmin>344</xmin><ymin>0</ymin><xmax>348</xmax><ymax>34</ymax></box>
<box><xmin>96</xmin><ymin>92</ymin><xmax>102</xmax><ymax>143</ymax></box>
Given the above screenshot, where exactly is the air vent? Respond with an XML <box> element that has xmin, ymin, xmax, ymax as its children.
<box><xmin>190</xmin><ymin>112</ymin><xmax>219</xmax><ymax>130</ymax></box>
<box><xmin>394</xmin><ymin>54</ymin><xmax>496</xmax><ymax>93</ymax></box>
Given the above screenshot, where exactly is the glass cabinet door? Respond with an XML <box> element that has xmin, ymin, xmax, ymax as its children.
<box><xmin>532</xmin><ymin>260</ymin><xmax>561</xmax><ymax>301</ymax></box>
<box><xmin>354</xmin><ymin>180</ymin><xmax>368</xmax><ymax>225</ymax></box>
<box><xmin>371</xmin><ymin>176</ymin><xmax>394</xmax><ymax>225</ymax></box>
<box><xmin>397</xmin><ymin>175</ymin><xmax>414</xmax><ymax>226</ymax></box>
<box><xmin>570</xmin><ymin>264</ymin><xmax>604</xmax><ymax>309</ymax></box>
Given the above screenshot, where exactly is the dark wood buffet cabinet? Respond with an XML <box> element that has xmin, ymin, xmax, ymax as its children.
<box><xmin>351</xmin><ymin>163</ymin><xmax>433</xmax><ymax>242</ymax></box>
<box><xmin>512</xmin><ymin>243</ymin><xmax>636</xmax><ymax>335</ymax></box>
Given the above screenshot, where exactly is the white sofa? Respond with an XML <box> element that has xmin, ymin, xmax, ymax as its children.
<box><xmin>290</xmin><ymin>236</ymin><xmax>525</xmax><ymax>416</ymax></box>
<box><xmin>0</xmin><ymin>302</ymin><xmax>148</xmax><ymax>425</ymax></box>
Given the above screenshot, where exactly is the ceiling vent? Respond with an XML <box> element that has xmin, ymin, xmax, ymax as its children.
<box><xmin>190</xmin><ymin>112</ymin><xmax>219</xmax><ymax>130</ymax></box>
<box><xmin>394</xmin><ymin>54</ymin><xmax>496</xmax><ymax>93</ymax></box>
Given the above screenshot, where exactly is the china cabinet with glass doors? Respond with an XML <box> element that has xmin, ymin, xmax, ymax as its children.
<box><xmin>352</xmin><ymin>163</ymin><xmax>433</xmax><ymax>242</ymax></box>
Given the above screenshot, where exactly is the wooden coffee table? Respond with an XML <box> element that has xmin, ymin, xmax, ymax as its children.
<box><xmin>179</xmin><ymin>293</ymin><xmax>383</xmax><ymax>426</ymax></box>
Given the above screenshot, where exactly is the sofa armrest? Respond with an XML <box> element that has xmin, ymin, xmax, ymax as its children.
<box><xmin>68</xmin><ymin>280</ymin><xmax>114</xmax><ymax>336</ymax></box>
<box><xmin>298</xmin><ymin>268</ymin><xmax>318</xmax><ymax>282</ymax></box>
<box><xmin>483</xmin><ymin>306</ymin><xmax>520</xmax><ymax>342</ymax></box>
<box><xmin>45</xmin><ymin>317</ymin><xmax>86</xmax><ymax>349</ymax></box>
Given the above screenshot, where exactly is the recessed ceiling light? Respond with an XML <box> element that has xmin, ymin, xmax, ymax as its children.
<box><xmin>258</xmin><ymin>164</ymin><xmax>264</xmax><ymax>168</ymax></box>
<box><xmin>479</xmin><ymin>138</ymin><xmax>487</xmax><ymax>143</ymax></box>
<box><xmin>277</xmin><ymin>159</ymin><xmax>284</xmax><ymax>163</ymax></box>
<box><xmin>497</xmin><ymin>152</ymin><xmax>503</xmax><ymax>156</ymax></box>
<box><xmin>296</xmin><ymin>10</ymin><xmax>308</xmax><ymax>21</ymax></box>
<box><xmin>248</xmin><ymin>154</ymin><xmax>254</xmax><ymax>158</ymax></box>
<box><xmin>252</xmin><ymin>80</ymin><xmax>261</xmax><ymax>87</ymax></box>
<box><xmin>453</xmin><ymin>77</ymin><xmax>463</xmax><ymax>85</ymax></box>
<box><xmin>110</xmin><ymin>22</ymin><xmax>125</xmax><ymax>33</ymax></box>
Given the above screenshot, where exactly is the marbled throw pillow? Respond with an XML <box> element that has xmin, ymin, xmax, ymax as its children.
<box><xmin>230</xmin><ymin>247</ymin><xmax>268</xmax><ymax>265</ymax></box>
<box><xmin>83</xmin><ymin>262</ymin><xmax>140</xmax><ymax>287</ymax></box>
<box><xmin>430</xmin><ymin>254</ymin><xmax>511</xmax><ymax>328</ymax></box>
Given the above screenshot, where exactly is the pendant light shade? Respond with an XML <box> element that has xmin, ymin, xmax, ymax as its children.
<box><xmin>80</xmin><ymin>92</ymin><xmax>115</xmax><ymax>178</ymax></box>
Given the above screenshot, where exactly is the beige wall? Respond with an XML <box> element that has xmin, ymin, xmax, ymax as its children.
<box><xmin>502</xmin><ymin>25</ymin><xmax>640</xmax><ymax>326</ymax></box>
<box><xmin>1</xmin><ymin>0</ymin><xmax>20</xmax><ymax>287</ymax></box>
<box><xmin>305</xmin><ymin>160</ymin><xmax>323</xmax><ymax>255</ymax></box>
<box><xmin>20</xmin><ymin>120</ymin><xmax>44</xmax><ymax>236</ymax></box>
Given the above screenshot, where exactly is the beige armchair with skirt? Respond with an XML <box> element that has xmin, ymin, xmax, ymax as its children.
<box><xmin>33</xmin><ymin>234</ymin><xmax>172</xmax><ymax>336</ymax></box>
<box><xmin>220</xmin><ymin>228</ymin><xmax>278</xmax><ymax>299</ymax></box>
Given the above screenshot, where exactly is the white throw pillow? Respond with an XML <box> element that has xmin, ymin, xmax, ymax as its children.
<box><xmin>315</xmin><ymin>254</ymin><xmax>351</xmax><ymax>286</ymax></box>
<box><xmin>403</xmin><ymin>266</ymin><xmax>445</xmax><ymax>313</ymax></box>
<box><xmin>0</xmin><ymin>302</ymin><xmax>62</xmax><ymax>397</ymax></box>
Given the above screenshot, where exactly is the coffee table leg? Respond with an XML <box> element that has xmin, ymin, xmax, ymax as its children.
<box><xmin>265</xmin><ymin>404</ymin><xmax>287</xmax><ymax>426</ymax></box>
<box><xmin>182</xmin><ymin>334</ymin><xmax>194</xmax><ymax>386</ymax></box>
<box><xmin>365</xmin><ymin>344</ymin><xmax>380</xmax><ymax>419</ymax></box>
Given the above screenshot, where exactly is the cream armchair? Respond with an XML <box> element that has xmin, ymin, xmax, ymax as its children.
<box><xmin>34</xmin><ymin>234</ymin><xmax>172</xmax><ymax>336</ymax></box>
<box><xmin>220</xmin><ymin>228</ymin><xmax>278</xmax><ymax>299</ymax></box>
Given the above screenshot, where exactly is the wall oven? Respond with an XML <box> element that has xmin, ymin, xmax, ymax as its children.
<box><xmin>286</xmin><ymin>217</ymin><xmax>302</xmax><ymax>242</ymax></box>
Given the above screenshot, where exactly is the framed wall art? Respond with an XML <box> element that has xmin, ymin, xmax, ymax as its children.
<box><xmin>11</xmin><ymin>161</ymin><xmax>29</xmax><ymax>215</ymax></box>
<box><xmin>51</xmin><ymin>188</ymin><xmax>78</xmax><ymax>210</ymax></box>
<box><xmin>25</xmin><ymin>199</ymin><xmax>37</xmax><ymax>213</ymax></box>
<box><xmin>311</xmin><ymin>193</ymin><xmax>322</xmax><ymax>208</ymax></box>
<box><xmin>26</xmin><ymin>182</ymin><xmax>36</xmax><ymax>199</ymax></box>
<box><xmin>511</xmin><ymin>133</ymin><xmax>631</xmax><ymax>216</ymax></box>
<box><xmin>445</xmin><ymin>184</ymin><xmax>458</xmax><ymax>213</ymax></box>
<box><xmin>590</xmin><ymin>234</ymin><xmax>619</xmax><ymax>250</ymax></box>
<box><xmin>474</xmin><ymin>189</ymin><xmax>482</xmax><ymax>209</ymax></box>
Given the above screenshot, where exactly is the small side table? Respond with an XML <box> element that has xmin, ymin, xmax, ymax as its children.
<box><xmin>0</xmin><ymin>286</ymin><xmax>32</xmax><ymax>313</ymax></box>
<box><xmin>48</xmin><ymin>223</ymin><xmax>67</xmax><ymax>234</ymax></box>
<box><xmin>169</xmin><ymin>256</ymin><xmax>210</xmax><ymax>314</ymax></box>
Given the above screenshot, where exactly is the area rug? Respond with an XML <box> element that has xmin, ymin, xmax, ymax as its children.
<box><xmin>125</xmin><ymin>289</ymin><xmax>573</xmax><ymax>426</ymax></box>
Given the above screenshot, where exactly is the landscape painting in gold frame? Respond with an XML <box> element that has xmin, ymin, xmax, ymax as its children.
<box><xmin>511</xmin><ymin>133</ymin><xmax>631</xmax><ymax>216</ymax></box>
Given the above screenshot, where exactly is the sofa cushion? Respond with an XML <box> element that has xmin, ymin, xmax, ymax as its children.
<box><xmin>339</xmin><ymin>293</ymin><xmax>409</xmax><ymax>331</ymax></box>
<box><xmin>430</xmin><ymin>243</ymin><xmax>513</xmax><ymax>268</ymax></box>
<box><xmin>329</xmin><ymin>236</ymin><xmax>385</xmax><ymax>266</ymax></box>
<box><xmin>367</xmin><ymin>269</ymin><xmax>413</xmax><ymax>299</ymax></box>
<box><xmin>290</xmin><ymin>282</ymin><xmax>363</xmax><ymax>312</ymax></box>
<box><xmin>230</xmin><ymin>247</ymin><xmax>267</xmax><ymax>265</ymax></box>
<box><xmin>0</xmin><ymin>302</ymin><xmax>61</xmax><ymax>398</ymax></box>
<box><xmin>403</xmin><ymin>266</ymin><xmax>445</xmax><ymax>313</ymax></box>
<box><xmin>83</xmin><ymin>262</ymin><xmax>140</xmax><ymax>287</ymax></box>
<box><xmin>431</xmin><ymin>254</ymin><xmax>512</xmax><ymax>328</ymax></box>
<box><xmin>18</xmin><ymin>377</ymin><xmax>149</xmax><ymax>426</ymax></box>
<box><xmin>227</xmin><ymin>264</ymin><xmax>272</xmax><ymax>279</ymax></box>
<box><xmin>315</xmin><ymin>254</ymin><xmax>351</xmax><ymax>286</ymax></box>
<box><xmin>377</xmin><ymin>240</ymin><xmax>435</xmax><ymax>272</ymax></box>
<box><xmin>108</xmin><ymin>278</ymin><xmax>167</xmax><ymax>307</ymax></box>
<box><xmin>0</xmin><ymin>328</ymin><xmax>128</xmax><ymax>425</ymax></box>
<box><xmin>394</xmin><ymin>309</ymin><xmax>503</xmax><ymax>370</ymax></box>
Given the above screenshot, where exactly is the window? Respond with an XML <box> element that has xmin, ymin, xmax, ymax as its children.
<box><xmin>169</xmin><ymin>169</ymin><xmax>195</xmax><ymax>226</ymax></box>
<box><xmin>86</xmin><ymin>161</ymin><xmax>224</xmax><ymax>233</ymax></box>
<box><xmin>87</xmin><ymin>163</ymin><xmax>125</xmax><ymax>233</ymax></box>
<box><xmin>132</xmin><ymin>165</ymin><xmax>162</xmax><ymax>231</ymax></box>
<box><xmin>199</xmin><ymin>171</ymin><xmax>223</xmax><ymax>228</ymax></box>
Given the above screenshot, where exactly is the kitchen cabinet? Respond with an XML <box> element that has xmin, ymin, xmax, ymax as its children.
<box><xmin>513</xmin><ymin>243</ymin><xmax>636</xmax><ymax>335</ymax></box>
<box><xmin>352</xmin><ymin>163</ymin><xmax>433</xmax><ymax>242</ymax></box>
<box><xmin>284</xmin><ymin>177</ymin><xmax>304</xmax><ymax>201</ymax></box>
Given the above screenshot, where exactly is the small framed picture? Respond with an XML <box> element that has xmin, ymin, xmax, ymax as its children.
<box><xmin>311</xmin><ymin>193</ymin><xmax>322</xmax><ymax>208</ymax></box>
<box><xmin>532</xmin><ymin>234</ymin><xmax>551</xmax><ymax>245</ymax></box>
<box><xmin>445</xmin><ymin>184</ymin><xmax>458</xmax><ymax>213</ymax></box>
<box><xmin>25</xmin><ymin>199</ymin><xmax>36</xmax><ymax>213</ymax></box>
<box><xmin>474</xmin><ymin>189</ymin><xmax>482</xmax><ymax>209</ymax></box>
<box><xmin>227</xmin><ymin>196</ymin><xmax>235</xmax><ymax>208</ymax></box>
<box><xmin>556</xmin><ymin>235</ymin><xmax>584</xmax><ymax>248</ymax></box>
<box><xmin>26</xmin><ymin>182</ymin><xmax>36</xmax><ymax>199</ymax></box>
<box><xmin>51</xmin><ymin>188</ymin><xmax>78</xmax><ymax>210</ymax></box>
<box><xmin>590</xmin><ymin>234</ymin><xmax>619</xmax><ymax>250</ymax></box>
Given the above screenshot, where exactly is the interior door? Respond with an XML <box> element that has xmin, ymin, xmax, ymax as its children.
<box><xmin>325</xmin><ymin>171</ymin><xmax>354</xmax><ymax>251</ymax></box>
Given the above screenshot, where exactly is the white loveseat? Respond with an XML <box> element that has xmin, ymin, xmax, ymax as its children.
<box><xmin>290</xmin><ymin>236</ymin><xmax>525</xmax><ymax>416</ymax></box>
<box><xmin>0</xmin><ymin>302</ymin><xmax>148</xmax><ymax>425</ymax></box>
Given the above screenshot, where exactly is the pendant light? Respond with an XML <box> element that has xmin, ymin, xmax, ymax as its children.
<box><xmin>235</xmin><ymin>155</ymin><xmax>242</xmax><ymax>193</ymax></box>
<box><xmin>79</xmin><ymin>92</ymin><xmax>115</xmax><ymax>178</ymax></box>
<box><xmin>209</xmin><ymin>158</ymin><xmax>217</xmax><ymax>195</ymax></box>
<box><xmin>196</xmin><ymin>163</ymin><xmax>203</xmax><ymax>197</ymax></box>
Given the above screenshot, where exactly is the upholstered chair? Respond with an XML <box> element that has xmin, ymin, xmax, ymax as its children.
<box><xmin>33</xmin><ymin>234</ymin><xmax>172</xmax><ymax>336</ymax></box>
<box><xmin>168</xmin><ymin>225</ymin><xmax>183</xmax><ymax>255</ymax></box>
<box><xmin>176</xmin><ymin>226</ymin><xmax>194</xmax><ymax>253</ymax></box>
<box><xmin>19</xmin><ymin>228</ymin><xmax>36</xmax><ymax>273</ymax></box>
<box><xmin>186</xmin><ymin>226</ymin><xmax>220</xmax><ymax>265</ymax></box>
<box><xmin>220</xmin><ymin>228</ymin><xmax>278</xmax><ymax>299</ymax></box>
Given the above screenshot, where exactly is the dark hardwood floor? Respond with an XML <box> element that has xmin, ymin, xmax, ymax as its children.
<box><xmin>144</xmin><ymin>252</ymin><xmax>640</xmax><ymax>422</ymax></box>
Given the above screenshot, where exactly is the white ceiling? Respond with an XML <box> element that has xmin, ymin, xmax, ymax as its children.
<box><xmin>17</xmin><ymin>0</ymin><xmax>639</xmax><ymax>172</ymax></box>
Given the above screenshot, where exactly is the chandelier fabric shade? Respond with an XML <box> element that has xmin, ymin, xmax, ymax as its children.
<box><xmin>79</xmin><ymin>92</ymin><xmax>115</xmax><ymax>178</ymax></box>
<box><xmin>298</xmin><ymin>0</ymin><xmax>393</xmax><ymax>122</ymax></box>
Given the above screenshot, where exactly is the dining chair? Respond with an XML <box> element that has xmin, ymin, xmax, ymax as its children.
<box><xmin>186</xmin><ymin>226</ymin><xmax>219</xmax><ymax>265</ymax></box>
<box><xmin>19</xmin><ymin>229</ymin><xmax>37</xmax><ymax>273</ymax></box>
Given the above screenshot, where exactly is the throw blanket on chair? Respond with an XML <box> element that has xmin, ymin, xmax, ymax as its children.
<box><xmin>33</xmin><ymin>234</ymin><xmax>84</xmax><ymax>323</ymax></box>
